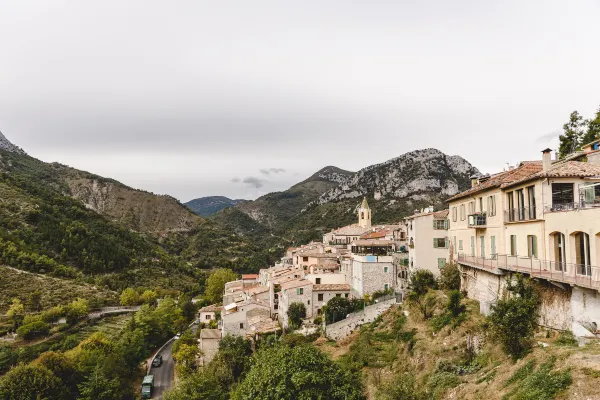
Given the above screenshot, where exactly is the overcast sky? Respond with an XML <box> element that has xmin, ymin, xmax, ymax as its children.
<box><xmin>1</xmin><ymin>1</ymin><xmax>600</xmax><ymax>201</ymax></box>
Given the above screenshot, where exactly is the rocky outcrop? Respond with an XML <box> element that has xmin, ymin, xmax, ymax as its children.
<box><xmin>66</xmin><ymin>177</ymin><xmax>200</xmax><ymax>233</ymax></box>
<box><xmin>0</xmin><ymin>131</ymin><xmax>26</xmax><ymax>155</ymax></box>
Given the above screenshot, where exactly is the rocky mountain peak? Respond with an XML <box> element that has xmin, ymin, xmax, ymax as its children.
<box><xmin>0</xmin><ymin>131</ymin><xmax>26</xmax><ymax>155</ymax></box>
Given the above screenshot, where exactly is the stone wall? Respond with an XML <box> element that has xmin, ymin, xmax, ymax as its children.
<box><xmin>325</xmin><ymin>298</ymin><xmax>397</xmax><ymax>341</ymax></box>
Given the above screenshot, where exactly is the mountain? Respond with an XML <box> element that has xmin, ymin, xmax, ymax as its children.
<box><xmin>0</xmin><ymin>131</ymin><xmax>26</xmax><ymax>155</ymax></box>
<box><xmin>185</xmin><ymin>196</ymin><xmax>248</xmax><ymax>217</ymax></box>
<box><xmin>236</xmin><ymin>166</ymin><xmax>354</xmax><ymax>227</ymax></box>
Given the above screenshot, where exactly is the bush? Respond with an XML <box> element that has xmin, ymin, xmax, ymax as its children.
<box><xmin>503</xmin><ymin>357</ymin><xmax>572</xmax><ymax>399</ymax></box>
<box><xmin>324</xmin><ymin>297</ymin><xmax>352</xmax><ymax>324</ymax></box>
<box><xmin>556</xmin><ymin>331</ymin><xmax>578</xmax><ymax>347</ymax></box>
<box><xmin>427</xmin><ymin>372</ymin><xmax>461</xmax><ymax>399</ymax></box>
<box><xmin>16</xmin><ymin>319</ymin><xmax>51</xmax><ymax>340</ymax></box>
<box><xmin>287</xmin><ymin>302</ymin><xmax>307</xmax><ymax>330</ymax></box>
<box><xmin>439</xmin><ymin>262</ymin><xmax>461</xmax><ymax>291</ymax></box>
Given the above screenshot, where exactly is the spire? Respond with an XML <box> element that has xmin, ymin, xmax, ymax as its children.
<box><xmin>361</xmin><ymin>197</ymin><xmax>370</xmax><ymax>210</ymax></box>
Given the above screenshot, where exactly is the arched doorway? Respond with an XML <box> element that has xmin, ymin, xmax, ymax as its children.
<box><xmin>572</xmin><ymin>231</ymin><xmax>591</xmax><ymax>275</ymax></box>
<box><xmin>550</xmin><ymin>232</ymin><xmax>566</xmax><ymax>271</ymax></box>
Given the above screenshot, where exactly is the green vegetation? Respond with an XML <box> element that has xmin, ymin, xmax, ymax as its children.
<box><xmin>287</xmin><ymin>302</ymin><xmax>307</xmax><ymax>330</ymax></box>
<box><xmin>487</xmin><ymin>274</ymin><xmax>540</xmax><ymax>359</ymax></box>
<box><xmin>407</xmin><ymin>269</ymin><xmax>438</xmax><ymax>319</ymax></box>
<box><xmin>438</xmin><ymin>262</ymin><xmax>461</xmax><ymax>291</ymax></box>
<box><xmin>502</xmin><ymin>357</ymin><xmax>572</xmax><ymax>400</ymax></box>
<box><xmin>558</xmin><ymin>107</ymin><xmax>600</xmax><ymax>158</ymax></box>
<box><xmin>205</xmin><ymin>268</ymin><xmax>239</xmax><ymax>303</ymax></box>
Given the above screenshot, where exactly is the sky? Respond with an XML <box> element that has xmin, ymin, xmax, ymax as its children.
<box><xmin>1</xmin><ymin>1</ymin><xmax>600</xmax><ymax>201</ymax></box>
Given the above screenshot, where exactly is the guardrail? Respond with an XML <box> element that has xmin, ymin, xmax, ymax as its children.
<box><xmin>457</xmin><ymin>253</ymin><xmax>600</xmax><ymax>290</ymax></box>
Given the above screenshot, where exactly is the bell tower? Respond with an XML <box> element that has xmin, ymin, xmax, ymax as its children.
<box><xmin>358</xmin><ymin>197</ymin><xmax>372</xmax><ymax>228</ymax></box>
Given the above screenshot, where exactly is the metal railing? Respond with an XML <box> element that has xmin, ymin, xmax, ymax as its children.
<box><xmin>545</xmin><ymin>200</ymin><xmax>600</xmax><ymax>213</ymax></box>
<box><xmin>468</xmin><ymin>213</ymin><xmax>487</xmax><ymax>227</ymax></box>
<box><xmin>457</xmin><ymin>253</ymin><xmax>600</xmax><ymax>290</ymax></box>
<box><xmin>505</xmin><ymin>206</ymin><xmax>537</xmax><ymax>222</ymax></box>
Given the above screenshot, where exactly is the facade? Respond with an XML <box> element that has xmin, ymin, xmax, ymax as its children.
<box><xmin>405</xmin><ymin>208</ymin><xmax>450</xmax><ymax>276</ymax></box>
<box><xmin>449</xmin><ymin>149</ymin><xmax>600</xmax><ymax>335</ymax></box>
<box><xmin>278</xmin><ymin>279</ymin><xmax>314</xmax><ymax>328</ymax></box>
<box><xmin>350</xmin><ymin>240</ymin><xmax>396</xmax><ymax>297</ymax></box>
<box><xmin>198</xmin><ymin>329</ymin><xmax>221</xmax><ymax>366</ymax></box>
<box><xmin>221</xmin><ymin>300</ymin><xmax>270</xmax><ymax>337</ymax></box>
<box><xmin>198</xmin><ymin>304</ymin><xmax>222</xmax><ymax>324</ymax></box>
<box><xmin>312</xmin><ymin>284</ymin><xmax>351</xmax><ymax>316</ymax></box>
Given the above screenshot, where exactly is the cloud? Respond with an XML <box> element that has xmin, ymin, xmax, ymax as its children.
<box><xmin>260</xmin><ymin>168</ymin><xmax>286</xmax><ymax>175</ymax></box>
<box><xmin>231</xmin><ymin>177</ymin><xmax>240</xmax><ymax>183</ymax></box>
<box><xmin>242</xmin><ymin>176</ymin><xmax>266</xmax><ymax>188</ymax></box>
<box><xmin>536</xmin><ymin>130</ymin><xmax>561</xmax><ymax>143</ymax></box>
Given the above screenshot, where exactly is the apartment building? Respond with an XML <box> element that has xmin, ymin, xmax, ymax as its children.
<box><xmin>449</xmin><ymin>148</ymin><xmax>600</xmax><ymax>335</ymax></box>
<box><xmin>405</xmin><ymin>207</ymin><xmax>450</xmax><ymax>276</ymax></box>
<box><xmin>350</xmin><ymin>240</ymin><xmax>396</xmax><ymax>297</ymax></box>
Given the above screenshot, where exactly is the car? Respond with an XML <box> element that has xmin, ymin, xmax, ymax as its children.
<box><xmin>174</xmin><ymin>333</ymin><xmax>181</xmax><ymax>340</ymax></box>
<box><xmin>152</xmin><ymin>355</ymin><xmax>163</xmax><ymax>367</ymax></box>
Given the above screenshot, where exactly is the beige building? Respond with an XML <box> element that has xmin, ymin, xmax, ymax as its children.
<box><xmin>350</xmin><ymin>240</ymin><xmax>396</xmax><ymax>297</ymax></box>
<box><xmin>405</xmin><ymin>208</ymin><xmax>450</xmax><ymax>276</ymax></box>
<box><xmin>198</xmin><ymin>329</ymin><xmax>221</xmax><ymax>366</ymax></box>
<box><xmin>198</xmin><ymin>304</ymin><xmax>222</xmax><ymax>324</ymax></box>
<box><xmin>449</xmin><ymin>148</ymin><xmax>600</xmax><ymax>335</ymax></box>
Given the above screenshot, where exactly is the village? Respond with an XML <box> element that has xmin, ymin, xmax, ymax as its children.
<box><xmin>195</xmin><ymin>139</ymin><xmax>600</xmax><ymax>365</ymax></box>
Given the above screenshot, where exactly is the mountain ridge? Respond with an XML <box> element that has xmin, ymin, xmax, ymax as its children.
<box><xmin>0</xmin><ymin>131</ymin><xmax>26</xmax><ymax>155</ymax></box>
<box><xmin>185</xmin><ymin>196</ymin><xmax>248</xmax><ymax>217</ymax></box>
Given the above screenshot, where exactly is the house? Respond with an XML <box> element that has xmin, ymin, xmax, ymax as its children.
<box><xmin>278</xmin><ymin>279</ymin><xmax>314</xmax><ymax>328</ymax></box>
<box><xmin>221</xmin><ymin>299</ymin><xmax>270</xmax><ymax>337</ymax></box>
<box><xmin>404</xmin><ymin>208</ymin><xmax>450</xmax><ymax>276</ymax></box>
<box><xmin>242</xmin><ymin>274</ymin><xmax>259</xmax><ymax>285</ymax></box>
<box><xmin>198</xmin><ymin>304</ymin><xmax>222</xmax><ymax>324</ymax></box>
<box><xmin>312</xmin><ymin>284</ymin><xmax>351</xmax><ymax>316</ymax></box>
<box><xmin>350</xmin><ymin>240</ymin><xmax>396</xmax><ymax>297</ymax></box>
<box><xmin>448</xmin><ymin>148</ymin><xmax>600</xmax><ymax>335</ymax></box>
<box><xmin>198</xmin><ymin>329</ymin><xmax>221</xmax><ymax>366</ymax></box>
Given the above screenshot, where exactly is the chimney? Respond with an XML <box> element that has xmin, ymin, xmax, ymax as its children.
<box><xmin>470</xmin><ymin>174</ymin><xmax>479</xmax><ymax>188</ymax></box>
<box><xmin>542</xmin><ymin>148</ymin><xmax>552</xmax><ymax>172</ymax></box>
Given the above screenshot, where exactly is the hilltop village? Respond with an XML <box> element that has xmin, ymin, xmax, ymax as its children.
<box><xmin>198</xmin><ymin>140</ymin><xmax>600</xmax><ymax>363</ymax></box>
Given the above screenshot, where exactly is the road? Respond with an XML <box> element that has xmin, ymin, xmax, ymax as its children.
<box><xmin>148</xmin><ymin>339</ymin><xmax>175</xmax><ymax>399</ymax></box>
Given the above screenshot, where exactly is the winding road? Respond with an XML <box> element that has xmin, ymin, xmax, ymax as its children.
<box><xmin>148</xmin><ymin>339</ymin><xmax>175</xmax><ymax>399</ymax></box>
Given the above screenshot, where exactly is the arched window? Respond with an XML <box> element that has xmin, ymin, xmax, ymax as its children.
<box><xmin>551</xmin><ymin>232</ymin><xmax>566</xmax><ymax>271</ymax></box>
<box><xmin>573</xmin><ymin>232</ymin><xmax>591</xmax><ymax>275</ymax></box>
<box><xmin>361</xmin><ymin>212</ymin><xmax>364</xmax><ymax>219</ymax></box>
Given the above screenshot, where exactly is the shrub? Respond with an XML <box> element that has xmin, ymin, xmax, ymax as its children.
<box><xmin>16</xmin><ymin>319</ymin><xmax>51</xmax><ymax>340</ymax></box>
<box><xmin>503</xmin><ymin>357</ymin><xmax>572</xmax><ymax>399</ymax></box>
<box><xmin>324</xmin><ymin>297</ymin><xmax>352</xmax><ymax>323</ymax></box>
<box><xmin>439</xmin><ymin>262</ymin><xmax>461</xmax><ymax>291</ymax></box>
<box><xmin>556</xmin><ymin>331</ymin><xmax>578</xmax><ymax>347</ymax></box>
<box><xmin>427</xmin><ymin>372</ymin><xmax>461</xmax><ymax>399</ymax></box>
<box><xmin>287</xmin><ymin>302</ymin><xmax>307</xmax><ymax>330</ymax></box>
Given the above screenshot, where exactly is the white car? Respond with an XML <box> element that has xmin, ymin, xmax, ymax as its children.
<box><xmin>174</xmin><ymin>333</ymin><xmax>181</xmax><ymax>340</ymax></box>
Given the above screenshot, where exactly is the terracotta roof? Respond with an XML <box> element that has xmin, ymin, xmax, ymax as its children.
<box><xmin>360</xmin><ymin>231</ymin><xmax>387</xmax><ymax>239</ymax></box>
<box><xmin>433</xmin><ymin>210</ymin><xmax>449</xmax><ymax>219</ymax></box>
<box><xmin>313</xmin><ymin>284</ymin><xmax>351</xmax><ymax>291</ymax></box>
<box><xmin>281</xmin><ymin>279</ymin><xmax>313</xmax><ymax>290</ymax></box>
<box><xmin>331</xmin><ymin>224</ymin><xmax>371</xmax><ymax>236</ymax></box>
<box><xmin>242</xmin><ymin>274</ymin><xmax>259</xmax><ymax>279</ymax></box>
<box><xmin>446</xmin><ymin>161</ymin><xmax>543</xmax><ymax>202</ymax></box>
<box><xmin>199</xmin><ymin>304</ymin><xmax>222</xmax><ymax>313</ymax></box>
<box><xmin>503</xmin><ymin>161</ymin><xmax>600</xmax><ymax>189</ymax></box>
<box><xmin>200</xmin><ymin>329</ymin><xmax>221</xmax><ymax>339</ymax></box>
<box><xmin>246</xmin><ymin>286</ymin><xmax>269</xmax><ymax>295</ymax></box>
<box><xmin>351</xmin><ymin>239</ymin><xmax>394</xmax><ymax>246</ymax></box>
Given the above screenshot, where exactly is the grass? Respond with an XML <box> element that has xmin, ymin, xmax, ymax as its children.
<box><xmin>502</xmin><ymin>357</ymin><xmax>572</xmax><ymax>400</ymax></box>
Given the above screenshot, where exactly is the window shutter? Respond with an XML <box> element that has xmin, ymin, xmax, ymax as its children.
<box><xmin>433</xmin><ymin>238</ymin><xmax>438</xmax><ymax>248</ymax></box>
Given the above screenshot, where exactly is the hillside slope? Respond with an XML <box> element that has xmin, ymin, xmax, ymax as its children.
<box><xmin>185</xmin><ymin>196</ymin><xmax>248</xmax><ymax>217</ymax></box>
<box><xmin>237</xmin><ymin>166</ymin><xmax>354</xmax><ymax>227</ymax></box>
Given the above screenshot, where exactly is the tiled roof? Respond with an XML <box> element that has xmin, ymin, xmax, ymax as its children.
<box><xmin>242</xmin><ymin>274</ymin><xmax>259</xmax><ymax>279</ymax></box>
<box><xmin>246</xmin><ymin>286</ymin><xmax>269</xmax><ymax>295</ymax></box>
<box><xmin>331</xmin><ymin>224</ymin><xmax>371</xmax><ymax>236</ymax></box>
<box><xmin>360</xmin><ymin>231</ymin><xmax>387</xmax><ymax>239</ymax></box>
<box><xmin>313</xmin><ymin>284</ymin><xmax>351</xmax><ymax>291</ymax></box>
<box><xmin>446</xmin><ymin>161</ymin><xmax>543</xmax><ymax>202</ymax></box>
<box><xmin>351</xmin><ymin>239</ymin><xmax>394</xmax><ymax>246</ymax></box>
<box><xmin>199</xmin><ymin>304</ymin><xmax>222</xmax><ymax>313</ymax></box>
<box><xmin>433</xmin><ymin>210</ymin><xmax>449</xmax><ymax>219</ymax></box>
<box><xmin>281</xmin><ymin>279</ymin><xmax>313</xmax><ymax>290</ymax></box>
<box><xmin>503</xmin><ymin>161</ymin><xmax>600</xmax><ymax>189</ymax></box>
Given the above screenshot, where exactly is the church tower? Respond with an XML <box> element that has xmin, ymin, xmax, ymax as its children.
<box><xmin>358</xmin><ymin>197</ymin><xmax>372</xmax><ymax>228</ymax></box>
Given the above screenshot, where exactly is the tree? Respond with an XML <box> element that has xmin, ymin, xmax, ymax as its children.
<box><xmin>0</xmin><ymin>363</ymin><xmax>68</xmax><ymax>400</ymax></box>
<box><xmin>231</xmin><ymin>344</ymin><xmax>365</xmax><ymax>400</ymax></box>
<box><xmin>77</xmin><ymin>365</ymin><xmax>128</xmax><ymax>400</ymax></box>
<box><xmin>487</xmin><ymin>274</ymin><xmax>540</xmax><ymax>359</ymax></box>
<box><xmin>179</xmin><ymin>294</ymin><xmax>196</xmax><ymax>322</ymax></box>
<box><xmin>140</xmin><ymin>289</ymin><xmax>158</xmax><ymax>305</ymax></box>
<box><xmin>173</xmin><ymin>344</ymin><xmax>201</xmax><ymax>376</ymax></box>
<box><xmin>439</xmin><ymin>262</ymin><xmax>461</xmax><ymax>291</ymax></box>
<box><xmin>215</xmin><ymin>335</ymin><xmax>253</xmax><ymax>382</ymax></box>
<box><xmin>558</xmin><ymin>110</ymin><xmax>586</xmax><ymax>158</ymax></box>
<box><xmin>16</xmin><ymin>317</ymin><xmax>50</xmax><ymax>340</ymax></box>
<box><xmin>580</xmin><ymin>106</ymin><xmax>600</xmax><ymax>146</ymax></box>
<box><xmin>120</xmin><ymin>288</ymin><xmax>140</xmax><ymax>306</ymax></box>
<box><xmin>65</xmin><ymin>298</ymin><xmax>89</xmax><ymax>325</ymax></box>
<box><xmin>27</xmin><ymin>290</ymin><xmax>43</xmax><ymax>312</ymax></box>
<box><xmin>407</xmin><ymin>270</ymin><xmax>439</xmax><ymax>319</ymax></box>
<box><xmin>205</xmin><ymin>269</ymin><xmax>238</xmax><ymax>303</ymax></box>
<box><xmin>324</xmin><ymin>297</ymin><xmax>352</xmax><ymax>324</ymax></box>
<box><xmin>35</xmin><ymin>352</ymin><xmax>80</xmax><ymax>398</ymax></box>
<box><xmin>287</xmin><ymin>302</ymin><xmax>307</xmax><ymax>330</ymax></box>
<box><xmin>6</xmin><ymin>299</ymin><xmax>24</xmax><ymax>329</ymax></box>
<box><xmin>164</xmin><ymin>368</ymin><xmax>227</xmax><ymax>400</ymax></box>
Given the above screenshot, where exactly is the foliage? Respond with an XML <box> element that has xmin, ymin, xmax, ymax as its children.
<box><xmin>205</xmin><ymin>269</ymin><xmax>238</xmax><ymax>303</ymax></box>
<box><xmin>140</xmin><ymin>289</ymin><xmax>158</xmax><ymax>305</ymax></box>
<box><xmin>376</xmin><ymin>372</ymin><xmax>426</xmax><ymax>400</ymax></box>
<box><xmin>504</xmin><ymin>359</ymin><xmax>536</xmax><ymax>387</ymax></box>
<box><xmin>119</xmin><ymin>288</ymin><xmax>140</xmax><ymax>306</ymax></box>
<box><xmin>0</xmin><ymin>363</ymin><xmax>68</xmax><ymax>400</ymax></box>
<box><xmin>173</xmin><ymin>344</ymin><xmax>201</xmax><ymax>376</ymax></box>
<box><xmin>555</xmin><ymin>331</ymin><xmax>578</xmax><ymax>347</ymax></box>
<box><xmin>503</xmin><ymin>357</ymin><xmax>572</xmax><ymax>400</ymax></box>
<box><xmin>6</xmin><ymin>298</ymin><xmax>24</xmax><ymax>328</ymax></box>
<box><xmin>427</xmin><ymin>372</ymin><xmax>461</xmax><ymax>399</ymax></box>
<box><xmin>287</xmin><ymin>302</ymin><xmax>307</xmax><ymax>329</ymax></box>
<box><xmin>16</xmin><ymin>316</ymin><xmax>50</xmax><ymax>340</ymax></box>
<box><xmin>558</xmin><ymin>107</ymin><xmax>600</xmax><ymax>158</ymax></box>
<box><xmin>231</xmin><ymin>344</ymin><xmax>365</xmax><ymax>400</ymax></box>
<box><xmin>215</xmin><ymin>335</ymin><xmax>253</xmax><ymax>382</ymax></box>
<box><xmin>324</xmin><ymin>296</ymin><xmax>352</xmax><ymax>323</ymax></box>
<box><xmin>439</xmin><ymin>262</ymin><xmax>461</xmax><ymax>291</ymax></box>
<box><xmin>164</xmin><ymin>367</ymin><xmax>228</xmax><ymax>400</ymax></box>
<box><xmin>431</xmin><ymin>290</ymin><xmax>466</xmax><ymax>332</ymax></box>
<box><xmin>487</xmin><ymin>274</ymin><xmax>540</xmax><ymax>359</ymax></box>
<box><xmin>409</xmin><ymin>269</ymin><xmax>438</xmax><ymax>296</ymax></box>
<box><xmin>65</xmin><ymin>298</ymin><xmax>89</xmax><ymax>325</ymax></box>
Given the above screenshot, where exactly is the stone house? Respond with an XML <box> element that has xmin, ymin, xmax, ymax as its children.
<box><xmin>278</xmin><ymin>279</ymin><xmax>313</xmax><ymax>328</ymax></box>
<box><xmin>198</xmin><ymin>329</ymin><xmax>221</xmax><ymax>366</ymax></box>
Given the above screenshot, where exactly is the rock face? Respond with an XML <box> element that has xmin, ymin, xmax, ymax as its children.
<box><xmin>0</xmin><ymin>131</ymin><xmax>26</xmax><ymax>155</ymax></box>
<box><xmin>66</xmin><ymin>177</ymin><xmax>200</xmax><ymax>233</ymax></box>
<box><xmin>315</xmin><ymin>148</ymin><xmax>479</xmax><ymax>206</ymax></box>
<box><xmin>185</xmin><ymin>196</ymin><xmax>248</xmax><ymax>217</ymax></box>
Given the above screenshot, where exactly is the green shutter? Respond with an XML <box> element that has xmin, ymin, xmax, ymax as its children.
<box><xmin>433</xmin><ymin>238</ymin><xmax>438</xmax><ymax>248</ymax></box>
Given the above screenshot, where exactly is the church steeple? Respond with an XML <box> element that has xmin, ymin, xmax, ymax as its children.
<box><xmin>358</xmin><ymin>197</ymin><xmax>372</xmax><ymax>228</ymax></box>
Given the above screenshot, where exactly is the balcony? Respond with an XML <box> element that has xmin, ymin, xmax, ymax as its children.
<box><xmin>505</xmin><ymin>206</ymin><xmax>537</xmax><ymax>222</ymax></box>
<box><xmin>457</xmin><ymin>253</ymin><xmax>600</xmax><ymax>291</ymax></box>
<box><xmin>467</xmin><ymin>213</ymin><xmax>487</xmax><ymax>227</ymax></box>
<box><xmin>545</xmin><ymin>200</ymin><xmax>600</xmax><ymax>213</ymax></box>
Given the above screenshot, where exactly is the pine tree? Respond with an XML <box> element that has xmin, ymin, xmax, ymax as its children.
<box><xmin>581</xmin><ymin>106</ymin><xmax>600</xmax><ymax>146</ymax></box>
<box><xmin>558</xmin><ymin>111</ymin><xmax>586</xmax><ymax>158</ymax></box>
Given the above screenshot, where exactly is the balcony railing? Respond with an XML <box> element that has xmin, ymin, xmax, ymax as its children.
<box><xmin>467</xmin><ymin>213</ymin><xmax>487</xmax><ymax>227</ymax></box>
<box><xmin>545</xmin><ymin>200</ymin><xmax>600</xmax><ymax>213</ymax></box>
<box><xmin>505</xmin><ymin>206</ymin><xmax>537</xmax><ymax>222</ymax></box>
<box><xmin>457</xmin><ymin>253</ymin><xmax>600</xmax><ymax>290</ymax></box>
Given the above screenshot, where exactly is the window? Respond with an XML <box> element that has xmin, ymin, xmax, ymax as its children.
<box><xmin>490</xmin><ymin>236</ymin><xmax>496</xmax><ymax>256</ymax></box>
<box><xmin>345</xmin><ymin>293</ymin><xmax>349</xmax><ymax>298</ymax></box>
<box><xmin>434</xmin><ymin>219</ymin><xmax>449</xmax><ymax>229</ymax></box>
<box><xmin>470</xmin><ymin>236</ymin><xmax>475</xmax><ymax>256</ymax></box>
<box><xmin>527</xmin><ymin>186</ymin><xmax>536</xmax><ymax>219</ymax></box>
<box><xmin>297</xmin><ymin>288</ymin><xmax>304</xmax><ymax>295</ymax></box>
<box><xmin>274</xmin><ymin>304</ymin><xmax>278</xmax><ymax>310</ymax></box>
<box><xmin>516</xmin><ymin>189</ymin><xmax>525</xmax><ymax>220</ymax></box>
<box><xmin>574</xmin><ymin>232</ymin><xmax>591</xmax><ymax>275</ymax></box>
<box><xmin>479</xmin><ymin>197</ymin><xmax>484</xmax><ymax>212</ymax></box>
<box><xmin>384</xmin><ymin>284</ymin><xmax>389</xmax><ymax>291</ymax></box>
<box><xmin>307</xmin><ymin>300</ymin><xmax>310</xmax><ymax>305</ymax></box>
<box><xmin>507</xmin><ymin>192</ymin><xmax>515</xmax><ymax>221</ymax></box>
<box><xmin>384</xmin><ymin>266</ymin><xmax>388</xmax><ymax>273</ymax></box>
<box><xmin>452</xmin><ymin>207</ymin><xmax>457</xmax><ymax>222</ymax></box>
<box><xmin>205</xmin><ymin>315</ymin><xmax>212</xmax><ymax>320</ymax></box>
<box><xmin>552</xmin><ymin>232</ymin><xmax>566</xmax><ymax>271</ymax></box>
<box><xmin>459</xmin><ymin>240</ymin><xmax>463</xmax><ymax>251</ymax></box>
<box><xmin>552</xmin><ymin>183</ymin><xmax>574</xmax><ymax>208</ymax></box>
<box><xmin>510</xmin><ymin>235</ymin><xmax>517</xmax><ymax>256</ymax></box>
<box><xmin>240</xmin><ymin>323</ymin><xmax>244</xmax><ymax>329</ymax></box>
<box><xmin>336</xmin><ymin>293</ymin><xmax>341</xmax><ymax>297</ymax></box>
<box><xmin>487</xmin><ymin>195</ymin><xmax>496</xmax><ymax>216</ymax></box>
<box><xmin>433</xmin><ymin>238</ymin><xmax>448</xmax><ymax>248</ymax></box>
<box><xmin>468</xmin><ymin>201</ymin><xmax>475</xmax><ymax>214</ymax></box>
<box><xmin>527</xmin><ymin>235</ymin><xmax>538</xmax><ymax>258</ymax></box>
<box><xmin>453</xmin><ymin>236</ymin><xmax>457</xmax><ymax>250</ymax></box>
<box><xmin>480</xmin><ymin>236</ymin><xmax>485</xmax><ymax>258</ymax></box>
<box><xmin>316</xmin><ymin>278</ymin><xmax>321</xmax><ymax>284</ymax></box>
<box><xmin>302</xmin><ymin>256</ymin><xmax>309</xmax><ymax>262</ymax></box>
<box><xmin>317</xmin><ymin>293</ymin><xmax>324</xmax><ymax>301</ymax></box>
<box><xmin>460</xmin><ymin>204</ymin><xmax>466</xmax><ymax>220</ymax></box>
<box><xmin>437</xmin><ymin>258</ymin><xmax>446</xmax><ymax>268</ymax></box>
